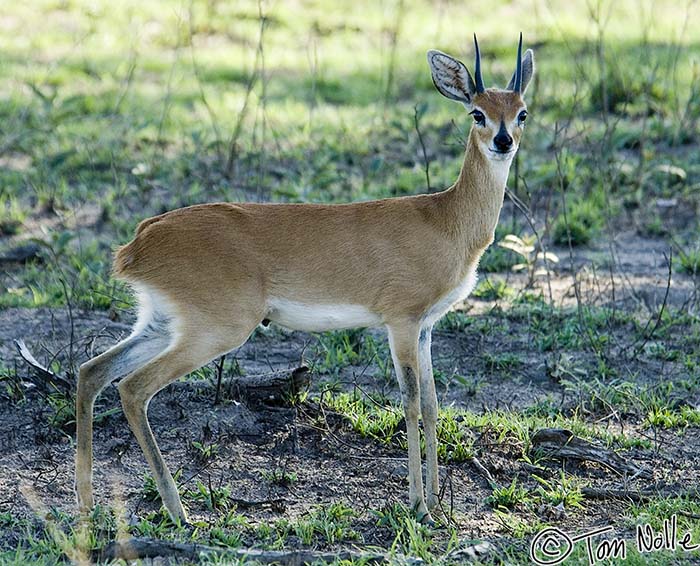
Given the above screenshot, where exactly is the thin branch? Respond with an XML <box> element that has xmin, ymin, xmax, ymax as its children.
<box><xmin>413</xmin><ymin>104</ymin><xmax>432</xmax><ymax>192</ymax></box>
<box><xmin>187</xmin><ymin>0</ymin><xmax>223</xmax><ymax>162</ymax></box>
<box><xmin>630</xmin><ymin>250</ymin><xmax>673</xmax><ymax>358</ymax></box>
<box><xmin>225</xmin><ymin>2</ymin><xmax>267</xmax><ymax>177</ymax></box>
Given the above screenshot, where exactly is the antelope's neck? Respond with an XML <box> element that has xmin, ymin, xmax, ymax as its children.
<box><xmin>443</xmin><ymin>128</ymin><xmax>511</xmax><ymax>253</ymax></box>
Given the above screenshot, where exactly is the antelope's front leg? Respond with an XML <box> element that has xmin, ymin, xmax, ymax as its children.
<box><xmin>418</xmin><ymin>326</ymin><xmax>441</xmax><ymax>515</ymax></box>
<box><xmin>388</xmin><ymin>324</ymin><xmax>430</xmax><ymax>523</ymax></box>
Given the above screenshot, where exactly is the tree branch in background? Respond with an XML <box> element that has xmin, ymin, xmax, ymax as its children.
<box><xmin>225</xmin><ymin>1</ymin><xmax>267</xmax><ymax>178</ymax></box>
<box><xmin>413</xmin><ymin>104</ymin><xmax>432</xmax><ymax>192</ymax></box>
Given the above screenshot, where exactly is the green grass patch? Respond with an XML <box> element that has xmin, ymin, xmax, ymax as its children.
<box><xmin>322</xmin><ymin>390</ymin><xmax>644</xmax><ymax>460</ymax></box>
<box><xmin>314</xmin><ymin>329</ymin><xmax>391</xmax><ymax>379</ymax></box>
<box><xmin>645</xmin><ymin>406</ymin><xmax>700</xmax><ymax>429</ymax></box>
<box><xmin>472</xmin><ymin>279</ymin><xmax>513</xmax><ymax>301</ymax></box>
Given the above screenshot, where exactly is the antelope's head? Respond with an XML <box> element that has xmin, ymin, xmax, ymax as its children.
<box><xmin>427</xmin><ymin>34</ymin><xmax>535</xmax><ymax>163</ymax></box>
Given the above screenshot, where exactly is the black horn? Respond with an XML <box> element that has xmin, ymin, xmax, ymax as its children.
<box><xmin>513</xmin><ymin>32</ymin><xmax>523</xmax><ymax>92</ymax></box>
<box><xmin>473</xmin><ymin>33</ymin><xmax>485</xmax><ymax>94</ymax></box>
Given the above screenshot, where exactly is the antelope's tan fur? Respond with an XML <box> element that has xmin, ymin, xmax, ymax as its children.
<box><xmin>115</xmin><ymin>142</ymin><xmax>506</xmax><ymax>321</ymax></box>
<box><xmin>76</xmin><ymin>38</ymin><xmax>534</xmax><ymax>524</ymax></box>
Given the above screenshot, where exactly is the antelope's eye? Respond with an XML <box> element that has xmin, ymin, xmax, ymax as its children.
<box><xmin>518</xmin><ymin>110</ymin><xmax>528</xmax><ymax>125</ymax></box>
<box><xmin>470</xmin><ymin>110</ymin><xmax>486</xmax><ymax>126</ymax></box>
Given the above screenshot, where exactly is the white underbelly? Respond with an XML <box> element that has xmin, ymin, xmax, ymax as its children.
<box><xmin>266</xmin><ymin>298</ymin><xmax>383</xmax><ymax>332</ymax></box>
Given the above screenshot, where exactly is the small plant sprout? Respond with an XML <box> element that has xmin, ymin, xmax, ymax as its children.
<box><xmin>191</xmin><ymin>440</ymin><xmax>220</xmax><ymax>462</ymax></box>
<box><xmin>486</xmin><ymin>478</ymin><xmax>530</xmax><ymax>511</ymax></box>
<box><xmin>263</xmin><ymin>468</ymin><xmax>298</xmax><ymax>486</ymax></box>
<box><xmin>498</xmin><ymin>234</ymin><xmax>559</xmax><ymax>286</ymax></box>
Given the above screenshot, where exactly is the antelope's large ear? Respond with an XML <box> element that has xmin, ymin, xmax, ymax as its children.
<box><xmin>427</xmin><ymin>50</ymin><xmax>477</xmax><ymax>106</ymax></box>
<box><xmin>506</xmin><ymin>48</ymin><xmax>535</xmax><ymax>94</ymax></box>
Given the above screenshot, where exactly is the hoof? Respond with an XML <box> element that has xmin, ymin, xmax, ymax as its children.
<box><xmin>164</xmin><ymin>505</ymin><xmax>189</xmax><ymax>526</ymax></box>
<box><xmin>76</xmin><ymin>494</ymin><xmax>94</xmax><ymax>516</ymax></box>
<box><xmin>416</xmin><ymin>509</ymin><xmax>435</xmax><ymax>526</ymax></box>
<box><xmin>428</xmin><ymin>506</ymin><xmax>449</xmax><ymax>528</ymax></box>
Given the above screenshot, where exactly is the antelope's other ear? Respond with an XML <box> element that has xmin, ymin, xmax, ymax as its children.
<box><xmin>427</xmin><ymin>50</ymin><xmax>477</xmax><ymax>106</ymax></box>
<box><xmin>506</xmin><ymin>48</ymin><xmax>535</xmax><ymax>94</ymax></box>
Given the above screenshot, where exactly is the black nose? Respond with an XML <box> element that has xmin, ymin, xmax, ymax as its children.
<box><xmin>493</xmin><ymin>132</ymin><xmax>513</xmax><ymax>152</ymax></box>
<box><xmin>493</xmin><ymin>120</ymin><xmax>513</xmax><ymax>152</ymax></box>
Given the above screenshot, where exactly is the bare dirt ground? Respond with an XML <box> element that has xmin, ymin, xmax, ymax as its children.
<box><xmin>2</xmin><ymin>229</ymin><xmax>700</xmax><ymax>563</ymax></box>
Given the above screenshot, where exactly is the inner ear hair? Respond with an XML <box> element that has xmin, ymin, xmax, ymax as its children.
<box><xmin>427</xmin><ymin>50</ymin><xmax>476</xmax><ymax>104</ymax></box>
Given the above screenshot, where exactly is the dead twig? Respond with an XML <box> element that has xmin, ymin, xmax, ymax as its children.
<box><xmin>0</xmin><ymin>242</ymin><xmax>41</xmax><ymax>264</ymax></box>
<box><xmin>231</xmin><ymin>366</ymin><xmax>310</xmax><ymax>405</ymax></box>
<box><xmin>581</xmin><ymin>487</ymin><xmax>650</xmax><ymax>502</ymax></box>
<box><xmin>469</xmin><ymin>455</ymin><xmax>499</xmax><ymax>488</ymax></box>
<box><xmin>14</xmin><ymin>339</ymin><xmax>73</xmax><ymax>393</ymax></box>
<box><xmin>382</xmin><ymin>0</ymin><xmax>405</xmax><ymax>108</ymax></box>
<box><xmin>212</xmin><ymin>355</ymin><xmax>226</xmax><ymax>406</ymax></box>
<box><xmin>225</xmin><ymin>10</ymin><xmax>265</xmax><ymax>177</ymax></box>
<box><xmin>97</xmin><ymin>537</ymin><xmax>394</xmax><ymax>564</ymax></box>
<box><xmin>229</xmin><ymin>497</ymin><xmax>285</xmax><ymax>510</ymax></box>
<box><xmin>413</xmin><ymin>104</ymin><xmax>432</xmax><ymax>192</ymax></box>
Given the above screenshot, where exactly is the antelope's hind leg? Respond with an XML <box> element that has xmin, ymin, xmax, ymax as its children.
<box><xmin>75</xmin><ymin>314</ymin><xmax>171</xmax><ymax>512</ymax></box>
<box><xmin>116</xmin><ymin>319</ymin><xmax>259</xmax><ymax>523</ymax></box>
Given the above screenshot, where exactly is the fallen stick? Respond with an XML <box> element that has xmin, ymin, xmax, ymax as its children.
<box><xmin>581</xmin><ymin>487</ymin><xmax>700</xmax><ymax>502</ymax></box>
<box><xmin>581</xmin><ymin>487</ymin><xmax>651</xmax><ymax>502</ymax></box>
<box><xmin>14</xmin><ymin>339</ymin><xmax>73</xmax><ymax>393</ymax></box>
<box><xmin>97</xmin><ymin>537</ymin><xmax>392</xmax><ymax>565</ymax></box>
<box><xmin>530</xmin><ymin>428</ymin><xmax>652</xmax><ymax>479</ymax></box>
<box><xmin>228</xmin><ymin>496</ymin><xmax>285</xmax><ymax>509</ymax></box>
<box><xmin>14</xmin><ymin>338</ymin><xmax>308</xmax><ymax>406</ymax></box>
<box><xmin>0</xmin><ymin>242</ymin><xmax>41</xmax><ymax>264</ymax></box>
<box><xmin>469</xmin><ymin>456</ymin><xmax>498</xmax><ymax>488</ymax></box>
<box><xmin>231</xmin><ymin>366</ymin><xmax>310</xmax><ymax>405</ymax></box>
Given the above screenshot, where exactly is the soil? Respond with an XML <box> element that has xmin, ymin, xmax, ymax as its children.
<box><xmin>1</xmin><ymin>230</ymin><xmax>699</xmax><ymax>562</ymax></box>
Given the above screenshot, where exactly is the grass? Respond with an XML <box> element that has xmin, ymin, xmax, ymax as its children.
<box><xmin>3</xmin><ymin>0</ymin><xmax>700</xmax><ymax>564</ymax></box>
<box><xmin>314</xmin><ymin>329</ymin><xmax>391</xmax><ymax>378</ymax></box>
<box><xmin>483</xmin><ymin>352</ymin><xmax>523</xmax><ymax>374</ymax></box>
<box><xmin>323</xmin><ymin>391</ymin><xmax>405</xmax><ymax>447</ymax></box>
<box><xmin>472</xmin><ymin>278</ymin><xmax>514</xmax><ymax>301</ymax></box>
<box><xmin>435</xmin><ymin>310</ymin><xmax>474</xmax><ymax>333</ymax></box>
<box><xmin>552</xmin><ymin>199</ymin><xmax>602</xmax><ymax>246</ymax></box>
<box><xmin>322</xmin><ymin>389</ymin><xmax>647</xmax><ymax>460</ymax></box>
<box><xmin>0</xmin><ymin>497</ymin><xmax>373</xmax><ymax>565</ymax></box>
<box><xmin>374</xmin><ymin>503</ymin><xmax>437</xmax><ymax>561</ymax></box>
<box><xmin>262</xmin><ymin>467</ymin><xmax>298</xmax><ymax>487</ymax></box>
<box><xmin>677</xmin><ymin>245</ymin><xmax>700</xmax><ymax>275</ymax></box>
<box><xmin>2</xmin><ymin>0</ymin><xmax>699</xmax><ymax>313</ymax></box>
<box><xmin>190</xmin><ymin>440</ymin><xmax>220</xmax><ymax>462</ymax></box>
<box><xmin>486</xmin><ymin>478</ymin><xmax>530</xmax><ymax>511</ymax></box>
<box><xmin>293</xmin><ymin>503</ymin><xmax>360</xmax><ymax>546</ymax></box>
<box><xmin>645</xmin><ymin>406</ymin><xmax>700</xmax><ymax>428</ymax></box>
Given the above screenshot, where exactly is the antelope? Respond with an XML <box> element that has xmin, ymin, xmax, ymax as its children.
<box><xmin>75</xmin><ymin>34</ymin><xmax>534</xmax><ymax>525</ymax></box>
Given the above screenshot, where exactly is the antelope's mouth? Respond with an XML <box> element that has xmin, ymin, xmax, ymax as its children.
<box><xmin>488</xmin><ymin>148</ymin><xmax>515</xmax><ymax>160</ymax></box>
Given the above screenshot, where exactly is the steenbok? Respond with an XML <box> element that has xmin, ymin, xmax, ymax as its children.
<box><xmin>76</xmin><ymin>34</ymin><xmax>534</xmax><ymax>524</ymax></box>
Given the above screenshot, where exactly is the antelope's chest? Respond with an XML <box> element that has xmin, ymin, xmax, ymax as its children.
<box><xmin>421</xmin><ymin>269</ymin><xmax>478</xmax><ymax>328</ymax></box>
